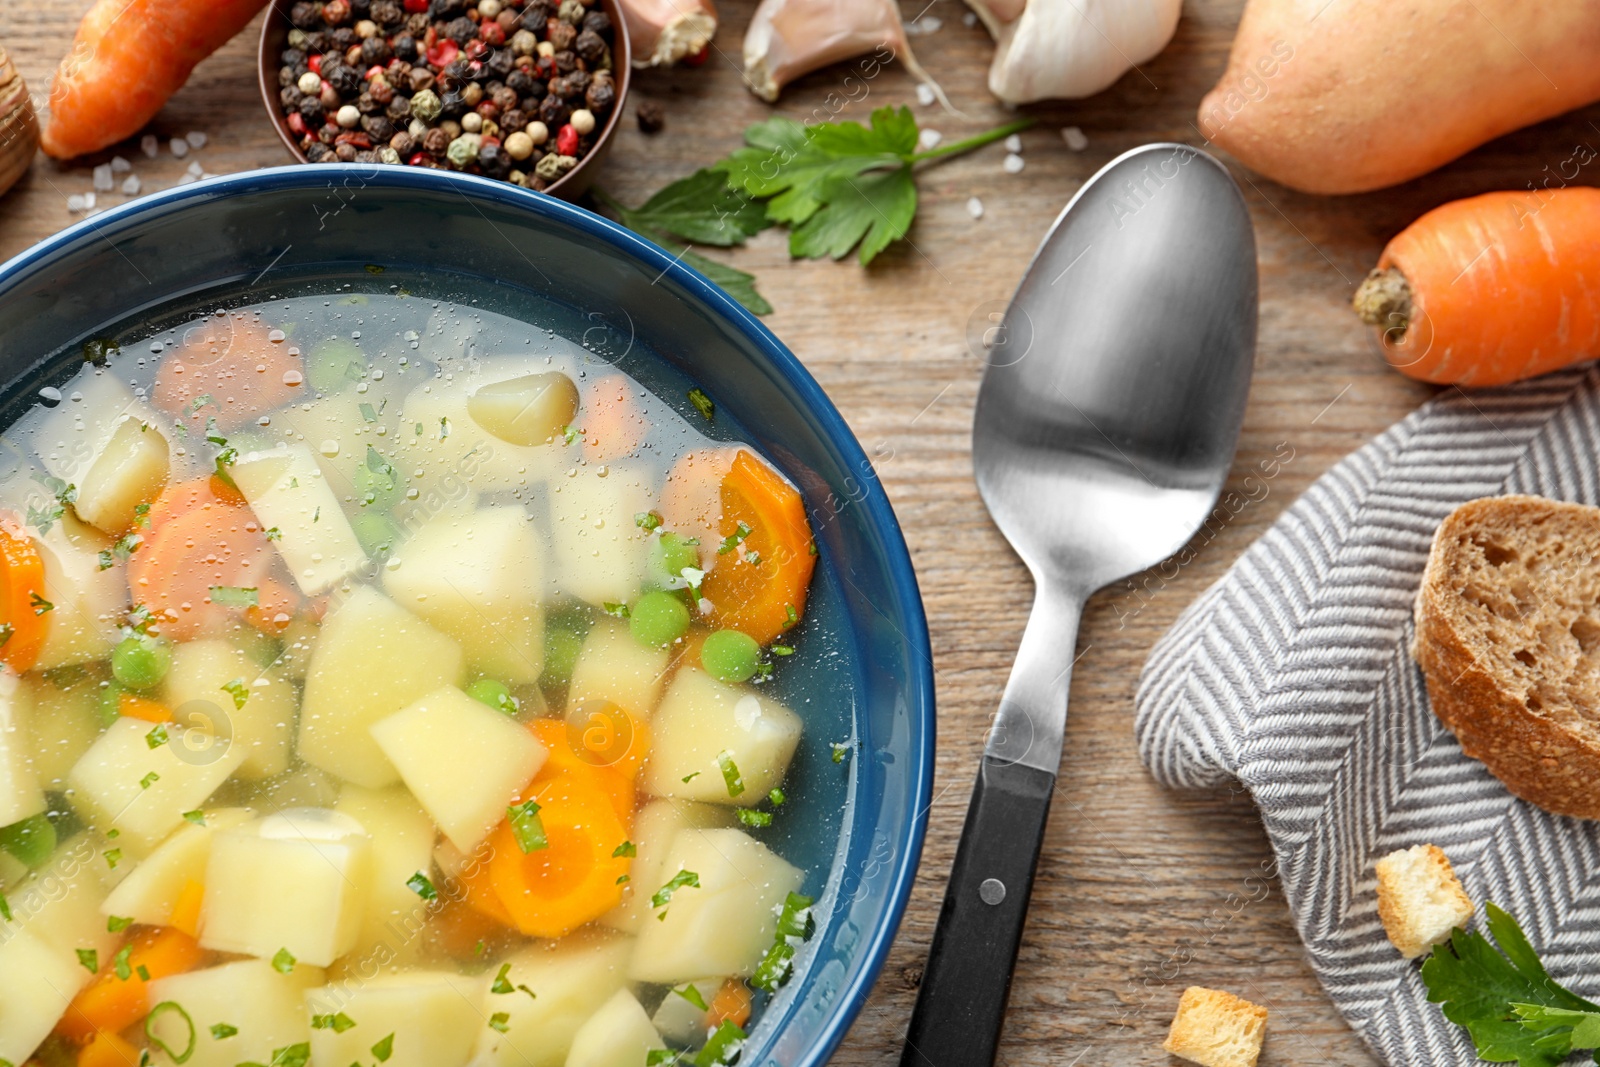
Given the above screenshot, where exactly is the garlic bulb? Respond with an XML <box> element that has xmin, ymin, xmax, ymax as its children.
<box><xmin>743</xmin><ymin>0</ymin><xmax>950</xmax><ymax>107</ymax></box>
<box><xmin>963</xmin><ymin>0</ymin><xmax>1025</xmax><ymax>37</ymax></box>
<box><xmin>0</xmin><ymin>45</ymin><xmax>38</xmax><ymax>198</ymax></box>
<box><xmin>617</xmin><ymin>0</ymin><xmax>717</xmax><ymax>67</ymax></box>
<box><xmin>987</xmin><ymin>0</ymin><xmax>1181</xmax><ymax>104</ymax></box>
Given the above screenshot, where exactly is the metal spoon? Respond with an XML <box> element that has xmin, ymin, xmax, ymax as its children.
<box><xmin>900</xmin><ymin>144</ymin><xmax>1258</xmax><ymax>1067</ymax></box>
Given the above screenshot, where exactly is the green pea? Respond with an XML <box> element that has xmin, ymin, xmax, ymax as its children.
<box><xmin>630</xmin><ymin>591</ymin><xmax>691</xmax><ymax>648</ymax></box>
<box><xmin>307</xmin><ymin>339</ymin><xmax>366</xmax><ymax>393</ymax></box>
<box><xmin>350</xmin><ymin>510</ymin><xmax>400</xmax><ymax>557</ymax></box>
<box><xmin>651</xmin><ymin>533</ymin><xmax>702</xmax><ymax>588</ymax></box>
<box><xmin>542</xmin><ymin>616</ymin><xmax>588</xmax><ymax>688</ymax></box>
<box><xmin>353</xmin><ymin>460</ymin><xmax>402</xmax><ymax>511</ymax></box>
<box><xmin>0</xmin><ymin>812</ymin><xmax>57</xmax><ymax>870</ymax></box>
<box><xmin>466</xmin><ymin>677</ymin><xmax>518</xmax><ymax>716</ymax></box>
<box><xmin>701</xmin><ymin>629</ymin><xmax>760</xmax><ymax>684</ymax></box>
<box><xmin>111</xmin><ymin>633</ymin><xmax>171</xmax><ymax>691</ymax></box>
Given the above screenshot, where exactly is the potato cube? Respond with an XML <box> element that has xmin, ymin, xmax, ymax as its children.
<box><xmin>0</xmin><ymin>669</ymin><xmax>45</xmax><ymax>827</ymax></box>
<box><xmin>397</xmin><ymin>361</ymin><xmax>570</xmax><ymax>497</ymax></box>
<box><xmin>603</xmin><ymin>799</ymin><xmax>732</xmax><ymax>933</ymax></box>
<box><xmin>29</xmin><ymin>368</ymin><xmax>154</xmax><ymax>485</ymax></box>
<box><xmin>147</xmin><ymin>959</ymin><xmax>326</xmax><ymax>1067</ymax></box>
<box><xmin>384</xmin><ymin>506</ymin><xmax>545</xmax><ymax>683</ymax></box>
<box><xmin>4</xmin><ymin>836</ymin><xmax>120</xmax><ymax>960</ymax></box>
<box><xmin>32</xmin><ymin>514</ymin><xmax>126</xmax><ymax>670</ymax></box>
<box><xmin>642</xmin><ymin>669</ymin><xmax>802</xmax><ymax>806</ymax></box>
<box><xmin>629</xmin><ymin>828</ymin><xmax>803</xmax><ymax>984</ymax></box>
<box><xmin>165</xmin><ymin>639</ymin><xmax>296</xmax><ymax>780</ymax></box>
<box><xmin>21</xmin><ymin>668</ymin><xmax>107</xmax><ymax>790</ymax></box>
<box><xmin>74</xmin><ymin>415</ymin><xmax>170</xmax><ymax>534</ymax></box>
<box><xmin>200</xmin><ymin>809</ymin><xmax>372</xmax><ymax>966</ymax></box>
<box><xmin>232</xmin><ymin>444</ymin><xmax>368</xmax><ymax>595</ymax></box>
<box><xmin>651</xmin><ymin>979</ymin><xmax>724</xmax><ymax>1045</ymax></box>
<box><xmin>567</xmin><ymin>988</ymin><xmax>666</xmax><ymax>1067</ymax></box>
<box><xmin>100</xmin><ymin>808</ymin><xmax>253</xmax><ymax>929</ymax></box>
<box><xmin>67</xmin><ymin>717</ymin><xmax>246</xmax><ymax>855</ymax></box>
<box><xmin>473</xmin><ymin>933</ymin><xmax>634</xmax><ymax>1067</ymax></box>
<box><xmin>298</xmin><ymin>586</ymin><xmax>464</xmax><ymax>788</ymax></box>
<box><xmin>549</xmin><ymin>465</ymin><xmax>655</xmax><ymax>606</ymax></box>
<box><xmin>569</xmin><ymin>622</ymin><xmax>670</xmax><ymax>722</ymax></box>
<box><xmin>370</xmin><ymin>686</ymin><xmax>546</xmax><ymax>852</ymax></box>
<box><xmin>0</xmin><ymin>926</ymin><xmax>88</xmax><ymax>1064</ymax></box>
<box><xmin>335</xmin><ymin>784</ymin><xmax>437</xmax><ymax>959</ymax></box>
<box><xmin>306</xmin><ymin>971</ymin><xmax>484</xmax><ymax>1067</ymax></box>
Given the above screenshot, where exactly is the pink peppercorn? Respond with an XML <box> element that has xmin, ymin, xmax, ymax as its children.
<box><xmin>408</xmin><ymin>151</ymin><xmax>430</xmax><ymax>165</ymax></box>
<box><xmin>308</xmin><ymin>53</ymin><xmax>323</xmax><ymax>74</ymax></box>
<box><xmin>287</xmin><ymin>112</ymin><xmax>308</xmax><ymax>135</ymax></box>
<box><xmin>403</xmin><ymin>0</ymin><xmax>428</xmax><ymax>10</ymax></box>
<box><xmin>426</xmin><ymin>39</ymin><xmax>459</xmax><ymax>67</ymax></box>
<box><xmin>478</xmin><ymin>20</ymin><xmax>505</xmax><ymax>44</ymax></box>
<box><xmin>555</xmin><ymin>123</ymin><xmax>578</xmax><ymax>156</ymax></box>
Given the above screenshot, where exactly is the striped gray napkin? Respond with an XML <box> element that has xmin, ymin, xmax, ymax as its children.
<box><xmin>1135</xmin><ymin>365</ymin><xmax>1600</xmax><ymax>1065</ymax></box>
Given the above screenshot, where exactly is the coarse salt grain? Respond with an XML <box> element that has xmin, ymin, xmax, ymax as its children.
<box><xmin>962</xmin><ymin>10</ymin><xmax>978</xmax><ymax>26</ymax></box>
<box><xmin>177</xmin><ymin>174</ymin><xmax>197</xmax><ymax>185</ymax></box>
<box><xmin>170</xmin><ymin>138</ymin><xmax>189</xmax><ymax>158</ymax></box>
<box><xmin>121</xmin><ymin>175</ymin><xmax>141</xmax><ymax>196</ymax></box>
<box><xmin>917</xmin><ymin>128</ymin><xmax>942</xmax><ymax>152</ymax></box>
<box><xmin>185</xmin><ymin>132</ymin><xmax>207</xmax><ymax>148</ymax></box>
<box><xmin>1062</xmin><ymin>126</ymin><xmax>1088</xmax><ymax>151</ymax></box>
<box><xmin>1003</xmin><ymin>153</ymin><xmax>1025</xmax><ymax>174</ymax></box>
<box><xmin>905</xmin><ymin>15</ymin><xmax>942</xmax><ymax>35</ymax></box>
<box><xmin>92</xmin><ymin>164</ymin><xmax>113</xmax><ymax>191</ymax></box>
<box><xmin>966</xmin><ymin>197</ymin><xmax>984</xmax><ymax>220</ymax></box>
<box><xmin>110</xmin><ymin>155</ymin><xmax>131</xmax><ymax>173</ymax></box>
<box><xmin>141</xmin><ymin>134</ymin><xmax>159</xmax><ymax>158</ymax></box>
<box><xmin>915</xmin><ymin>83</ymin><xmax>936</xmax><ymax>107</ymax></box>
<box><xmin>186</xmin><ymin>161</ymin><xmax>203</xmax><ymax>177</ymax></box>
<box><xmin>1004</xmin><ymin>133</ymin><xmax>1023</xmax><ymax>154</ymax></box>
<box><xmin>66</xmin><ymin>194</ymin><xmax>86</xmax><ymax>212</ymax></box>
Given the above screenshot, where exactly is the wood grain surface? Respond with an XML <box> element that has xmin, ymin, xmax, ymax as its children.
<box><xmin>4</xmin><ymin>0</ymin><xmax>1595</xmax><ymax>1062</ymax></box>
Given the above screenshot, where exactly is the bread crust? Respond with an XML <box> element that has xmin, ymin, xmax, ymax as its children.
<box><xmin>1414</xmin><ymin>495</ymin><xmax>1600</xmax><ymax>819</ymax></box>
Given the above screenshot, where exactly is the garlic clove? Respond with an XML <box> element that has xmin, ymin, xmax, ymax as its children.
<box><xmin>987</xmin><ymin>0</ymin><xmax>1181</xmax><ymax>104</ymax></box>
<box><xmin>0</xmin><ymin>45</ymin><xmax>39</xmax><ymax>199</ymax></box>
<box><xmin>617</xmin><ymin>0</ymin><xmax>717</xmax><ymax>67</ymax></box>
<box><xmin>743</xmin><ymin>0</ymin><xmax>952</xmax><ymax>108</ymax></box>
<box><xmin>963</xmin><ymin>0</ymin><xmax>1026</xmax><ymax>38</ymax></box>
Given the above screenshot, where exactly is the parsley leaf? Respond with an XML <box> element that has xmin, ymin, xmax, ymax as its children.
<box><xmin>596</xmin><ymin>169</ymin><xmax>769</xmax><ymax>247</ymax></box>
<box><xmin>221</xmin><ymin>678</ymin><xmax>250</xmax><ymax>710</ymax></box>
<box><xmin>1420</xmin><ymin>902</ymin><xmax>1600</xmax><ymax>1067</ymax></box>
<box><xmin>651</xmin><ymin>869</ymin><xmax>700</xmax><ymax>912</ymax></box>
<box><xmin>271</xmin><ymin>947</ymin><xmax>297</xmax><ymax>974</ymax></box>
<box><xmin>405</xmin><ymin>871</ymin><xmax>437</xmax><ymax>901</ymax></box>
<box><xmin>508</xmin><ymin>800</ymin><xmax>548</xmax><ymax>853</ymax></box>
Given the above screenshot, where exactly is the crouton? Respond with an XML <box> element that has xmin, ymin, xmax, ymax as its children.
<box><xmin>1375</xmin><ymin>843</ymin><xmax>1474</xmax><ymax>958</ymax></box>
<box><xmin>1162</xmin><ymin>985</ymin><xmax>1267</xmax><ymax>1067</ymax></box>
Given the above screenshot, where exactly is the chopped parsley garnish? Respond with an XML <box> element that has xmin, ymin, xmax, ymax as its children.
<box><xmin>112</xmin><ymin>942</ymin><xmax>133</xmax><ymax>980</ymax></box>
<box><xmin>717</xmin><ymin>751</ymin><xmax>745</xmax><ymax>797</ymax></box>
<box><xmin>311</xmin><ymin>1012</ymin><xmax>357</xmax><ymax>1032</ymax></box>
<box><xmin>785</xmin><ymin>604</ymin><xmax>798</xmax><ymax>626</ymax></box>
<box><xmin>146</xmin><ymin>724</ymin><xmax>169</xmax><ymax>749</ymax></box>
<box><xmin>718</xmin><ymin>522</ymin><xmax>753</xmax><ymax>556</ymax></box>
<box><xmin>439</xmin><ymin>416</ymin><xmax>451</xmax><ymax>439</ymax></box>
<box><xmin>771</xmin><ymin>645</ymin><xmax>793</xmax><ymax>656</ymax></box>
<box><xmin>186</xmin><ymin>394</ymin><xmax>216</xmax><ymax>415</ymax></box>
<box><xmin>209</xmin><ymin>585</ymin><xmax>259</xmax><ymax>608</ymax></box>
<box><xmin>139</xmin><ymin>771</ymin><xmax>160</xmax><ymax>790</ymax></box>
<box><xmin>269</xmin><ymin>1042</ymin><xmax>311</xmax><ymax>1067</ymax></box>
<box><xmin>182</xmin><ymin>810</ymin><xmax>206</xmax><ymax>826</ymax></box>
<box><xmin>737</xmin><ymin>809</ymin><xmax>772</xmax><ymax>828</ymax></box>
<box><xmin>488</xmin><ymin>1012</ymin><xmax>511</xmax><ymax>1033</ymax></box>
<box><xmin>145</xmin><ymin>1000</ymin><xmax>196</xmax><ymax>1063</ymax></box>
<box><xmin>264</xmin><ymin>526</ymin><xmax>282</xmax><ymax>541</ymax></box>
<box><xmin>136</xmin><ymin>964</ymin><xmax>150</xmax><ymax>981</ymax></box>
<box><xmin>675</xmin><ymin>984</ymin><xmax>709</xmax><ymax>1012</ymax></box>
<box><xmin>405</xmin><ymin>872</ymin><xmax>437</xmax><ymax>901</ymax></box>
<box><xmin>561</xmin><ymin>424</ymin><xmax>580</xmax><ymax>446</ymax></box>
<box><xmin>491</xmin><ymin>964</ymin><xmax>515</xmax><ymax>994</ymax></box>
<box><xmin>372</xmin><ymin>1033</ymin><xmax>395</xmax><ymax>1062</ymax></box>
<box><xmin>134</xmin><ymin>502</ymin><xmax>151</xmax><ymax>528</ymax></box>
<box><xmin>221</xmin><ymin>678</ymin><xmax>250</xmax><ymax>710</ymax></box>
<box><xmin>612</xmin><ymin>840</ymin><xmax>636</xmax><ymax>858</ymax></box>
<box><xmin>635</xmin><ymin>511</ymin><xmax>663</xmax><ymax>531</ymax></box>
<box><xmin>359</xmin><ymin>402</ymin><xmax>378</xmax><ymax>423</ymax></box>
<box><xmin>687</xmin><ymin>387</ymin><xmax>715</xmax><ymax>421</ymax></box>
<box><xmin>651</xmin><ymin>869</ymin><xmax>700</xmax><ymax>913</ymax></box>
<box><xmin>30</xmin><ymin>592</ymin><xmax>53</xmax><ymax>615</ymax></box>
<box><xmin>26</xmin><ymin>501</ymin><xmax>64</xmax><ymax>533</ymax></box>
<box><xmin>603</xmin><ymin>602</ymin><xmax>630</xmax><ymax>619</ymax></box>
<box><xmin>751</xmin><ymin>892</ymin><xmax>816</xmax><ymax>993</ymax></box>
<box><xmin>508</xmin><ymin>800</ymin><xmax>548</xmax><ymax>854</ymax></box>
<box><xmin>366</xmin><ymin>445</ymin><xmax>398</xmax><ymax>481</ymax></box>
<box><xmin>0</xmin><ymin>892</ymin><xmax>10</xmax><ymax>922</ymax></box>
<box><xmin>210</xmin><ymin>1022</ymin><xmax>238</xmax><ymax>1040</ymax></box>
<box><xmin>271</xmin><ymin>947</ymin><xmax>296</xmax><ymax>973</ymax></box>
<box><xmin>831</xmin><ymin>741</ymin><xmax>852</xmax><ymax>764</ymax></box>
<box><xmin>647</xmin><ymin>1051</ymin><xmax>681</xmax><ymax>1066</ymax></box>
<box><xmin>104</xmin><ymin>849</ymin><xmax>122</xmax><ymax>869</ymax></box>
<box><xmin>0</xmin><ymin>623</ymin><xmax>12</xmax><ymax>649</ymax></box>
<box><xmin>108</xmin><ymin>915</ymin><xmax>134</xmax><ymax>932</ymax></box>
<box><xmin>681</xmin><ymin>771</ymin><xmax>700</xmax><ymax>784</ymax></box>
<box><xmin>98</xmin><ymin>531</ymin><xmax>144</xmax><ymax>570</ymax></box>
<box><xmin>76</xmin><ymin>948</ymin><xmax>98</xmax><ymax>973</ymax></box>
<box><xmin>694</xmin><ymin>1020</ymin><xmax>748</xmax><ymax>1066</ymax></box>
<box><xmin>616</xmin><ymin>874</ymin><xmax>630</xmax><ymax>884</ymax></box>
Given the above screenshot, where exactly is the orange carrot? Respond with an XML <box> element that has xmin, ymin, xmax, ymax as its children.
<box><xmin>1353</xmin><ymin>188</ymin><xmax>1600</xmax><ymax>387</ymax></box>
<box><xmin>55</xmin><ymin>927</ymin><xmax>205</xmax><ymax>1044</ymax></box>
<box><xmin>699</xmin><ymin>450</ymin><xmax>816</xmax><ymax>645</ymax></box>
<box><xmin>659</xmin><ymin>447</ymin><xmax>740</xmax><ymax>566</ymax></box>
<box><xmin>0</xmin><ymin>514</ymin><xmax>48</xmax><ymax>671</ymax></box>
<box><xmin>127</xmin><ymin>478</ymin><xmax>300</xmax><ymax>641</ymax></box>
<box><xmin>707</xmin><ymin>978</ymin><xmax>754</xmax><ymax>1030</ymax></box>
<box><xmin>41</xmin><ymin>0</ymin><xmax>271</xmax><ymax>159</ymax></box>
<box><xmin>580</xmin><ymin>374</ymin><xmax>649</xmax><ymax>463</ymax></box>
<box><xmin>152</xmin><ymin>313</ymin><xmax>303</xmax><ymax>431</ymax></box>
<box><xmin>118</xmin><ymin>693</ymin><xmax>173</xmax><ymax>723</ymax></box>
<box><xmin>529</xmin><ymin>718</ymin><xmax>638</xmax><ymax>821</ymax></box>
<box><xmin>168</xmin><ymin>879</ymin><xmax>205</xmax><ymax>937</ymax></box>
<box><xmin>77</xmin><ymin>1031</ymin><xmax>141</xmax><ymax>1067</ymax></box>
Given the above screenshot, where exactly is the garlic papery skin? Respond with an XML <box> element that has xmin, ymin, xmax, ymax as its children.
<box><xmin>988</xmin><ymin>0</ymin><xmax>1181</xmax><ymax>104</ymax></box>
<box><xmin>963</xmin><ymin>0</ymin><xmax>1026</xmax><ymax>38</ymax></box>
<box><xmin>743</xmin><ymin>0</ymin><xmax>950</xmax><ymax>107</ymax></box>
<box><xmin>618</xmin><ymin>0</ymin><xmax>717</xmax><ymax>67</ymax></box>
<box><xmin>0</xmin><ymin>45</ymin><xmax>38</xmax><ymax>198</ymax></box>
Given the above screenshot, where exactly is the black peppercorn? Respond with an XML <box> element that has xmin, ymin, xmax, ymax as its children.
<box><xmin>360</xmin><ymin>36</ymin><xmax>391</xmax><ymax>65</ymax></box>
<box><xmin>327</xmin><ymin>62</ymin><xmax>364</xmax><ymax>96</ymax></box>
<box><xmin>405</xmin><ymin>11</ymin><xmax>429</xmax><ymax>33</ymax></box>
<box><xmin>330</xmin><ymin>26</ymin><xmax>357</xmax><ymax>48</ymax></box>
<box><xmin>391</xmin><ymin>131</ymin><xmax>416</xmax><ymax>156</ymax></box>
<box><xmin>553</xmin><ymin>49</ymin><xmax>577</xmax><ymax>74</ymax></box>
<box><xmin>281</xmin><ymin>47</ymin><xmax>309</xmax><ymax>69</ymax></box>
<box><xmin>478</xmin><ymin>141</ymin><xmax>511</xmax><ymax>178</ymax></box>
<box><xmin>356</xmin><ymin>91</ymin><xmax>381</xmax><ymax>114</ymax></box>
<box><xmin>485</xmin><ymin>47</ymin><xmax>514</xmax><ymax>77</ymax></box>
<box><xmin>506</xmin><ymin>69</ymin><xmax>534</xmax><ymax>96</ymax></box>
<box><xmin>445</xmin><ymin>15</ymin><xmax>476</xmax><ymax>42</ymax></box>
<box><xmin>387</xmin><ymin>95</ymin><xmax>412</xmax><ymax>121</ymax></box>
<box><xmin>371</xmin><ymin>0</ymin><xmax>402</xmax><ymax>25</ymax></box>
<box><xmin>490</xmin><ymin>86</ymin><xmax>519</xmax><ymax>112</ymax></box>
<box><xmin>299</xmin><ymin>95</ymin><xmax>326</xmax><ymax>123</ymax></box>
<box><xmin>538</xmin><ymin>94</ymin><xmax>569</xmax><ymax>127</ymax></box>
<box><xmin>574</xmin><ymin>29</ymin><xmax>604</xmax><ymax>63</ymax></box>
<box><xmin>423</xmin><ymin>127</ymin><xmax>451</xmax><ymax>154</ymax></box>
<box><xmin>281</xmin><ymin>85</ymin><xmax>305</xmax><ymax>109</ymax></box>
<box><xmin>429</xmin><ymin>0</ymin><xmax>464</xmax><ymax>16</ymax></box>
<box><xmin>635</xmin><ymin>99</ymin><xmax>664</xmax><ymax>133</ymax></box>
<box><xmin>392</xmin><ymin>33</ymin><xmax>419</xmax><ymax>61</ymax></box>
<box><xmin>351</xmin><ymin>0</ymin><xmax>371</xmax><ymax>13</ymax></box>
<box><xmin>439</xmin><ymin>89</ymin><xmax>467</xmax><ymax>117</ymax></box>
<box><xmin>501</xmin><ymin>108</ymin><xmax>527</xmax><ymax>130</ymax></box>
<box><xmin>289</xmin><ymin>1</ymin><xmax>321</xmax><ymax>28</ymax></box>
<box><xmin>319</xmin><ymin>122</ymin><xmax>340</xmax><ymax>143</ymax></box>
<box><xmin>369</xmin><ymin>78</ymin><xmax>394</xmax><ymax>105</ymax></box>
<box><xmin>409</xmin><ymin>66</ymin><xmax>436</xmax><ymax>92</ymax></box>
<box><xmin>584</xmin><ymin>78</ymin><xmax>613</xmax><ymax>112</ymax></box>
<box><xmin>278</xmin><ymin>66</ymin><xmax>295</xmax><ymax>88</ymax></box>
<box><xmin>581</xmin><ymin>10</ymin><xmax>610</xmax><ymax>34</ymax></box>
<box><xmin>565</xmin><ymin>69</ymin><xmax>590</xmax><ymax>94</ymax></box>
<box><xmin>306</xmin><ymin>141</ymin><xmax>335</xmax><ymax>162</ymax></box>
<box><xmin>445</xmin><ymin>58</ymin><xmax>472</xmax><ymax>82</ymax></box>
<box><xmin>363</xmin><ymin>115</ymin><xmax>397</xmax><ymax>141</ymax></box>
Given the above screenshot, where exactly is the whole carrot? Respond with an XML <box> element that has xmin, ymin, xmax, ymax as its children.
<box><xmin>40</xmin><ymin>0</ymin><xmax>269</xmax><ymax>159</ymax></box>
<box><xmin>1352</xmin><ymin>188</ymin><xmax>1600</xmax><ymax>387</ymax></box>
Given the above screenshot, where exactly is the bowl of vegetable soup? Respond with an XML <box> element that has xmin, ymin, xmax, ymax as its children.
<box><xmin>0</xmin><ymin>165</ymin><xmax>933</xmax><ymax>1067</ymax></box>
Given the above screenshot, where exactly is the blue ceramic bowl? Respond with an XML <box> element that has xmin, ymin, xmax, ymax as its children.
<box><xmin>0</xmin><ymin>164</ymin><xmax>934</xmax><ymax>1065</ymax></box>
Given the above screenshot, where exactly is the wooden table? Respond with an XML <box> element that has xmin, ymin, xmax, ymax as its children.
<box><xmin>10</xmin><ymin>0</ymin><xmax>1591</xmax><ymax>1062</ymax></box>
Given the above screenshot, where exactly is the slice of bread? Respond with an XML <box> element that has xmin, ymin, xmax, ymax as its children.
<box><xmin>1162</xmin><ymin>986</ymin><xmax>1267</xmax><ymax>1067</ymax></box>
<box><xmin>1414</xmin><ymin>495</ymin><xmax>1600</xmax><ymax>818</ymax></box>
<box><xmin>1374</xmin><ymin>844</ymin><xmax>1474</xmax><ymax>958</ymax></box>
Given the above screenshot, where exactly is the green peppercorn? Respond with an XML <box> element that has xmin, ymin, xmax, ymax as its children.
<box><xmin>410</xmin><ymin>88</ymin><xmax>442</xmax><ymax>123</ymax></box>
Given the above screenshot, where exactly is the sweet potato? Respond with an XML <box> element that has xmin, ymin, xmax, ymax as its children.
<box><xmin>1198</xmin><ymin>0</ymin><xmax>1600</xmax><ymax>195</ymax></box>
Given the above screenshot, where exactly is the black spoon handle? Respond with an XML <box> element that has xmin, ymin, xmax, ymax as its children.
<box><xmin>899</xmin><ymin>754</ymin><xmax>1056</xmax><ymax>1067</ymax></box>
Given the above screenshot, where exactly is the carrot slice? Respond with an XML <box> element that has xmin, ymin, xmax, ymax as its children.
<box><xmin>457</xmin><ymin>848</ymin><xmax>518</xmax><ymax>928</ymax></box>
<box><xmin>118</xmin><ymin>694</ymin><xmax>173</xmax><ymax>723</ymax></box>
<box><xmin>126</xmin><ymin>478</ymin><xmax>300</xmax><ymax>641</ymax></box>
<box><xmin>580</xmin><ymin>374</ymin><xmax>648</xmax><ymax>463</ymax></box>
<box><xmin>168</xmin><ymin>879</ymin><xmax>205</xmax><ymax>937</ymax></box>
<box><xmin>0</xmin><ymin>514</ymin><xmax>48</xmax><ymax>671</ymax></box>
<box><xmin>699</xmin><ymin>450</ymin><xmax>816</xmax><ymax>645</ymax></box>
<box><xmin>708</xmin><ymin>978</ymin><xmax>754</xmax><ymax>1030</ymax></box>
<box><xmin>488</xmin><ymin>768</ymin><xmax>632</xmax><ymax>939</ymax></box>
<box><xmin>55</xmin><ymin>927</ymin><xmax>205</xmax><ymax>1043</ymax></box>
<box><xmin>151</xmin><ymin>312</ymin><xmax>302</xmax><ymax>431</ymax></box>
<box><xmin>77</xmin><ymin>1031</ymin><xmax>141</xmax><ymax>1067</ymax></box>
<box><xmin>529</xmin><ymin>718</ymin><xmax>637</xmax><ymax>822</ymax></box>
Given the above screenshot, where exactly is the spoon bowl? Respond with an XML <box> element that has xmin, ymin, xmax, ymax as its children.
<box><xmin>903</xmin><ymin>144</ymin><xmax>1257</xmax><ymax>1067</ymax></box>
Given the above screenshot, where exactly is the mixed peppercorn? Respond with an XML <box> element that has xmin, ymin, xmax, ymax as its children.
<box><xmin>275</xmin><ymin>0</ymin><xmax>617</xmax><ymax>188</ymax></box>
